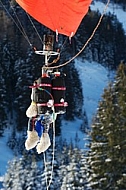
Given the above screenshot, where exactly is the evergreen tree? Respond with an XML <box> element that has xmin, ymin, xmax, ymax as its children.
<box><xmin>4</xmin><ymin>141</ymin><xmax>93</xmax><ymax>190</ymax></box>
<box><xmin>3</xmin><ymin>154</ymin><xmax>43</xmax><ymax>190</ymax></box>
<box><xmin>88</xmin><ymin>63</ymin><xmax>126</xmax><ymax>190</ymax></box>
<box><xmin>63</xmin><ymin>62</ymin><xmax>83</xmax><ymax>120</ymax></box>
<box><xmin>0</xmin><ymin>62</ymin><xmax>7</xmax><ymax>135</ymax></box>
<box><xmin>76</xmin><ymin>9</ymin><xmax>126</xmax><ymax>69</ymax></box>
<box><xmin>0</xmin><ymin>40</ymin><xmax>14</xmax><ymax>135</ymax></box>
<box><xmin>59</xmin><ymin>146</ymin><xmax>90</xmax><ymax>190</ymax></box>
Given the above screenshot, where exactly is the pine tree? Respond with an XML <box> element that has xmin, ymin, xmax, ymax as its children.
<box><xmin>63</xmin><ymin>62</ymin><xmax>83</xmax><ymax>120</ymax></box>
<box><xmin>59</xmin><ymin>146</ymin><xmax>90</xmax><ymax>190</ymax></box>
<box><xmin>0</xmin><ymin>63</ymin><xmax>7</xmax><ymax>136</ymax></box>
<box><xmin>3</xmin><ymin>154</ymin><xmax>44</xmax><ymax>190</ymax></box>
<box><xmin>88</xmin><ymin>63</ymin><xmax>126</xmax><ymax>190</ymax></box>
<box><xmin>0</xmin><ymin>40</ymin><xmax>13</xmax><ymax>135</ymax></box>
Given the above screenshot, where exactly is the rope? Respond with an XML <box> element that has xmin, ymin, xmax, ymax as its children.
<box><xmin>43</xmin><ymin>0</ymin><xmax>110</xmax><ymax>70</ymax></box>
<box><xmin>1</xmin><ymin>1</ymin><xmax>43</xmax><ymax>47</ymax></box>
<box><xmin>47</xmin><ymin>36</ymin><xmax>68</xmax><ymax>66</ymax></box>
<box><xmin>60</xmin><ymin>37</ymin><xmax>68</xmax><ymax>52</ymax></box>
<box><xmin>37</xmin><ymin>86</ymin><xmax>56</xmax><ymax>189</ymax></box>
<box><xmin>43</xmin><ymin>109</ymin><xmax>56</xmax><ymax>190</ymax></box>
<box><xmin>47</xmin><ymin>116</ymin><xmax>56</xmax><ymax>188</ymax></box>
<box><xmin>11</xmin><ymin>6</ymin><xmax>32</xmax><ymax>46</ymax></box>
<box><xmin>26</xmin><ymin>13</ymin><xmax>44</xmax><ymax>46</ymax></box>
<box><xmin>0</xmin><ymin>0</ymin><xmax>32</xmax><ymax>47</ymax></box>
<box><xmin>43</xmin><ymin>152</ymin><xmax>48</xmax><ymax>190</ymax></box>
<box><xmin>48</xmin><ymin>53</ymin><xmax>60</xmax><ymax>67</ymax></box>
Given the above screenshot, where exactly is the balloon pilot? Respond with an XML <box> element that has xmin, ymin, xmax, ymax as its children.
<box><xmin>25</xmin><ymin>34</ymin><xmax>68</xmax><ymax>154</ymax></box>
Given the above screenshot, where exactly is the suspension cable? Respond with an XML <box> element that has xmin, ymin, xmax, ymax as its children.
<box><xmin>10</xmin><ymin>5</ymin><xmax>33</xmax><ymax>46</ymax></box>
<box><xmin>26</xmin><ymin>13</ymin><xmax>44</xmax><ymax>46</ymax></box>
<box><xmin>0</xmin><ymin>0</ymin><xmax>32</xmax><ymax>47</ymax></box>
<box><xmin>60</xmin><ymin>37</ymin><xmax>68</xmax><ymax>52</ymax></box>
<box><xmin>43</xmin><ymin>0</ymin><xmax>110</xmax><ymax>70</ymax></box>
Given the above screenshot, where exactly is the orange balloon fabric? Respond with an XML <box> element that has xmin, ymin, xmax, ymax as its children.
<box><xmin>16</xmin><ymin>0</ymin><xmax>92</xmax><ymax>37</ymax></box>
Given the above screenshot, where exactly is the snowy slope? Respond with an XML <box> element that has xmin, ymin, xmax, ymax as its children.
<box><xmin>0</xmin><ymin>129</ymin><xmax>14</xmax><ymax>176</ymax></box>
<box><xmin>75</xmin><ymin>59</ymin><xmax>109</xmax><ymax>125</ymax></box>
<box><xmin>61</xmin><ymin>59</ymin><xmax>109</xmax><ymax>150</ymax></box>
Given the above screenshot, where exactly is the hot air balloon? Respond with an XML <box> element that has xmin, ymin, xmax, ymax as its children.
<box><xmin>16</xmin><ymin>0</ymin><xmax>92</xmax><ymax>37</ymax></box>
<box><xmin>14</xmin><ymin>0</ymin><xmax>92</xmax><ymax>154</ymax></box>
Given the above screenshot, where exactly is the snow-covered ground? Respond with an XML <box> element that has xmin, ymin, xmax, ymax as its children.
<box><xmin>61</xmin><ymin>60</ymin><xmax>109</xmax><ymax>150</ymax></box>
<box><xmin>0</xmin><ymin>129</ymin><xmax>14</xmax><ymax>186</ymax></box>
<box><xmin>75</xmin><ymin>60</ymin><xmax>109</xmax><ymax>125</ymax></box>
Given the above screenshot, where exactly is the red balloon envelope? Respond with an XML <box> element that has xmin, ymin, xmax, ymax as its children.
<box><xmin>16</xmin><ymin>0</ymin><xmax>92</xmax><ymax>37</ymax></box>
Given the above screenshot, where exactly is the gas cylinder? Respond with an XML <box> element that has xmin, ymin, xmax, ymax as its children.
<box><xmin>52</xmin><ymin>72</ymin><xmax>67</xmax><ymax>114</ymax></box>
<box><xmin>32</xmin><ymin>74</ymin><xmax>52</xmax><ymax>114</ymax></box>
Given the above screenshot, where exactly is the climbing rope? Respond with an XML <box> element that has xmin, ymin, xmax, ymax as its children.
<box><xmin>43</xmin><ymin>0</ymin><xmax>111</xmax><ymax>70</ymax></box>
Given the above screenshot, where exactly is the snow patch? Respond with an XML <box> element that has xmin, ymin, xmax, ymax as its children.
<box><xmin>61</xmin><ymin>118</ymin><xmax>89</xmax><ymax>150</ymax></box>
<box><xmin>0</xmin><ymin>128</ymin><xmax>14</xmax><ymax>176</ymax></box>
<box><xmin>75</xmin><ymin>59</ymin><xmax>109</xmax><ymax>126</ymax></box>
